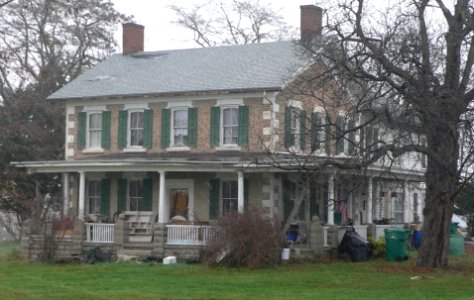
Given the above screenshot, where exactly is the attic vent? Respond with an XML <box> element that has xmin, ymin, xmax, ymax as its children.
<box><xmin>131</xmin><ymin>52</ymin><xmax>169</xmax><ymax>59</ymax></box>
<box><xmin>85</xmin><ymin>75</ymin><xmax>115</xmax><ymax>82</ymax></box>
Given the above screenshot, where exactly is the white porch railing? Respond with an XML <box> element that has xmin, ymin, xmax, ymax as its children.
<box><xmin>85</xmin><ymin>223</ymin><xmax>114</xmax><ymax>243</ymax></box>
<box><xmin>166</xmin><ymin>225</ymin><xmax>218</xmax><ymax>246</ymax></box>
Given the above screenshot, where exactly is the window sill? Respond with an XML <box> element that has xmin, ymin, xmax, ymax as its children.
<box><xmin>82</xmin><ymin>148</ymin><xmax>105</xmax><ymax>154</ymax></box>
<box><xmin>123</xmin><ymin>147</ymin><xmax>146</xmax><ymax>153</ymax></box>
<box><xmin>216</xmin><ymin>145</ymin><xmax>241</xmax><ymax>151</ymax></box>
<box><xmin>166</xmin><ymin>146</ymin><xmax>190</xmax><ymax>152</ymax></box>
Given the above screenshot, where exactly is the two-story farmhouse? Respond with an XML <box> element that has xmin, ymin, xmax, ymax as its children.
<box><xmin>15</xmin><ymin>5</ymin><xmax>426</xmax><ymax>260</ymax></box>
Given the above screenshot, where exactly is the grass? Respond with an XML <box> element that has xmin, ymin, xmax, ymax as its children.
<box><xmin>0</xmin><ymin>244</ymin><xmax>473</xmax><ymax>299</ymax></box>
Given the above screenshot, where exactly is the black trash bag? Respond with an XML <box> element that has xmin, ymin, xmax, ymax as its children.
<box><xmin>86</xmin><ymin>247</ymin><xmax>111</xmax><ymax>264</ymax></box>
<box><xmin>337</xmin><ymin>228</ymin><xmax>373</xmax><ymax>262</ymax></box>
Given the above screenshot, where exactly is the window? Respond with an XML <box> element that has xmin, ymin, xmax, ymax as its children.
<box><xmin>413</xmin><ymin>193</ymin><xmax>419</xmax><ymax>222</ymax></box>
<box><xmin>130</xmin><ymin>111</ymin><xmax>144</xmax><ymax>147</ymax></box>
<box><xmin>222</xmin><ymin>180</ymin><xmax>238</xmax><ymax>214</ymax></box>
<box><xmin>393</xmin><ymin>192</ymin><xmax>404</xmax><ymax>223</ymax></box>
<box><xmin>222</xmin><ymin>107</ymin><xmax>239</xmax><ymax>145</ymax></box>
<box><xmin>285</xmin><ymin>106</ymin><xmax>306</xmax><ymax>150</ymax></box>
<box><xmin>208</xmin><ymin>178</ymin><xmax>248</xmax><ymax>219</ymax></box>
<box><xmin>210</xmin><ymin>105</ymin><xmax>249</xmax><ymax>148</ymax></box>
<box><xmin>88</xmin><ymin>180</ymin><xmax>101</xmax><ymax>214</ymax></box>
<box><xmin>88</xmin><ymin>113</ymin><xmax>102</xmax><ymax>148</ymax></box>
<box><xmin>129</xmin><ymin>180</ymin><xmax>145</xmax><ymax>211</ymax></box>
<box><xmin>77</xmin><ymin>110</ymin><xmax>110</xmax><ymax>150</ymax></box>
<box><xmin>172</xmin><ymin>109</ymin><xmax>188</xmax><ymax>146</ymax></box>
<box><xmin>118</xmin><ymin>109</ymin><xmax>153</xmax><ymax>149</ymax></box>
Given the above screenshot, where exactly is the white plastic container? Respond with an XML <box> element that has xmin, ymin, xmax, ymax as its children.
<box><xmin>281</xmin><ymin>248</ymin><xmax>290</xmax><ymax>260</ymax></box>
<box><xmin>163</xmin><ymin>256</ymin><xmax>177</xmax><ymax>265</ymax></box>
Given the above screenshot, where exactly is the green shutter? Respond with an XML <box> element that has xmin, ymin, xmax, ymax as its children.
<box><xmin>365</xmin><ymin>127</ymin><xmax>373</xmax><ymax>151</ymax></box>
<box><xmin>187</xmin><ymin>107</ymin><xmax>198</xmax><ymax>148</ymax></box>
<box><xmin>244</xmin><ymin>178</ymin><xmax>249</xmax><ymax>210</ymax></box>
<box><xmin>360</xmin><ymin>125</ymin><xmax>365</xmax><ymax>155</ymax></box>
<box><xmin>325</xmin><ymin>116</ymin><xmax>331</xmax><ymax>155</ymax></box>
<box><xmin>209</xmin><ymin>178</ymin><xmax>220</xmax><ymax>219</ymax></box>
<box><xmin>118</xmin><ymin>110</ymin><xmax>128</xmax><ymax>149</ymax></box>
<box><xmin>161</xmin><ymin>108</ymin><xmax>170</xmax><ymax>148</ymax></box>
<box><xmin>311</xmin><ymin>112</ymin><xmax>321</xmax><ymax>152</ymax></box>
<box><xmin>143</xmin><ymin>109</ymin><xmax>153</xmax><ymax>148</ymax></box>
<box><xmin>421</xmin><ymin>137</ymin><xmax>427</xmax><ymax>168</ymax></box>
<box><xmin>210</xmin><ymin>107</ymin><xmax>220</xmax><ymax>147</ymax></box>
<box><xmin>336</xmin><ymin>116</ymin><xmax>344</xmax><ymax>155</ymax></box>
<box><xmin>77</xmin><ymin>111</ymin><xmax>86</xmax><ymax>150</ymax></box>
<box><xmin>238</xmin><ymin>105</ymin><xmax>249</xmax><ymax>146</ymax></box>
<box><xmin>300</xmin><ymin>110</ymin><xmax>306</xmax><ymax>150</ymax></box>
<box><xmin>348</xmin><ymin>120</ymin><xmax>355</xmax><ymax>155</ymax></box>
<box><xmin>284</xmin><ymin>106</ymin><xmax>292</xmax><ymax>148</ymax></box>
<box><xmin>283</xmin><ymin>179</ymin><xmax>293</xmax><ymax>220</ymax></box>
<box><xmin>100</xmin><ymin>178</ymin><xmax>111</xmax><ymax>217</ymax></box>
<box><xmin>101</xmin><ymin>111</ymin><xmax>111</xmax><ymax>149</ymax></box>
<box><xmin>143</xmin><ymin>178</ymin><xmax>153</xmax><ymax>211</ymax></box>
<box><xmin>117</xmin><ymin>179</ymin><xmax>127</xmax><ymax>213</ymax></box>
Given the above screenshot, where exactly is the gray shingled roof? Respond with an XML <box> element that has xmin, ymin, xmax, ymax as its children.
<box><xmin>48</xmin><ymin>41</ymin><xmax>309</xmax><ymax>100</ymax></box>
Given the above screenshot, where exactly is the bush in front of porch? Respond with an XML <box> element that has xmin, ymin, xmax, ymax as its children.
<box><xmin>203</xmin><ymin>207</ymin><xmax>281</xmax><ymax>268</ymax></box>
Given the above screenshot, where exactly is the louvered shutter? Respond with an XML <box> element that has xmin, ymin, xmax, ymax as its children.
<box><xmin>161</xmin><ymin>108</ymin><xmax>170</xmax><ymax>148</ymax></box>
<box><xmin>348</xmin><ymin>120</ymin><xmax>355</xmax><ymax>155</ymax></box>
<box><xmin>101</xmin><ymin>111</ymin><xmax>111</xmax><ymax>149</ymax></box>
<box><xmin>210</xmin><ymin>107</ymin><xmax>220</xmax><ymax>147</ymax></box>
<box><xmin>209</xmin><ymin>178</ymin><xmax>220</xmax><ymax>219</ymax></box>
<box><xmin>238</xmin><ymin>105</ymin><xmax>249</xmax><ymax>146</ymax></box>
<box><xmin>300</xmin><ymin>110</ymin><xmax>306</xmax><ymax>150</ymax></box>
<box><xmin>187</xmin><ymin>107</ymin><xmax>198</xmax><ymax>148</ymax></box>
<box><xmin>77</xmin><ymin>112</ymin><xmax>86</xmax><ymax>150</ymax></box>
<box><xmin>143</xmin><ymin>109</ymin><xmax>153</xmax><ymax>148</ymax></box>
<box><xmin>311</xmin><ymin>112</ymin><xmax>321</xmax><ymax>152</ymax></box>
<box><xmin>143</xmin><ymin>178</ymin><xmax>153</xmax><ymax>211</ymax></box>
<box><xmin>336</xmin><ymin>116</ymin><xmax>344</xmax><ymax>155</ymax></box>
<box><xmin>100</xmin><ymin>179</ymin><xmax>111</xmax><ymax>216</ymax></box>
<box><xmin>284</xmin><ymin>106</ymin><xmax>292</xmax><ymax>148</ymax></box>
<box><xmin>117</xmin><ymin>179</ymin><xmax>127</xmax><ymax>213</ymax></box>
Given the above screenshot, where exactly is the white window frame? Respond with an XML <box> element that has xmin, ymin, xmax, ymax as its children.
<box><xmin>221</xmin><ymin>179</ymin><xmax>238</xmax><ymax>215</ymax></box>
<box><xmin>171</xmin><ymin>107</ymin><xmax>188</xmax><ymax>147</ymax></box>
<box><xmin>128</xmin><ymin>179</ymin><xmax>145</xmax><ymax>212</ymax></box>
<box><xmin>127</xmin><ymin>110</ymin><xmax>145</xmax><ymax>149</ymax></box>
<box><xmin>221</xmin><ymin>106</ymin><xmax>239</xmax><ymax>146</ymax></box>
<box><xmin>86</xmin><ymin>111</ymin><xmax>103</xmax><ymax>150</ymax></box>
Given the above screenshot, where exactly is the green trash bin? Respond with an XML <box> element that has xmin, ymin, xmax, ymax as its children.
<box><xmin>384</xmin><ymin>228</ymin><xmax>409</xmax><ymax>261</ymax></box>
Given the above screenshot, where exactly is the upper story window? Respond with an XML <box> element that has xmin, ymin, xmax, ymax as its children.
<box><xmin>210</xmin><ymin>105</ymin><xmax>249</xmax><ymax>148</ymax></box>
<box><xmin>161</xmin><ymin>107</ymin><xmax>197</xmax><ymax>149</ymax></box>
<box><xmin>222</xmin><ymin>107</ymin><xmax>239</xmax><ymax>145</ymax></box>
<box><xmin>284</xmin><ymin>106</ymin><xmax>306</xmax><ymax>151</ymax></box>
<box><xmin>118</xmin><ymin>109</ymin><xmax>153</xmax><ymax>150</ymax></box>
<box><xmin>88</xmin><ymin>113</ymin><xmax>102</xmax><ymax>148</ymax></box>
<box><xmin>77</xmin><ymin>110</ymin><xmax>111</xmax><ymax>151</ymax></box>
<box><xmin>311</xmin><ymin>111</ymin><xmax>331</xmax><ymax>154</ymax></box>
<box><xmin>335</xmin><ymin>115</ymin><xmax>356</xmax><ymax>156</ymax></box>
<box><xmin>173</xmin><ymin>109</ymin><xmax>188</xmax><ymax>146</ymax></box>
<box><xmin>130</xmin><ymin>111</ymin><xmax>144</xmax><ymax>147</ymax></box>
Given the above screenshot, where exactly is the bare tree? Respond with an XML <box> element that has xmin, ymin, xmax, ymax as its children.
<box><xmin>169</xmin><ymin>0</ymin><xmax>294</xmax><ymax>47</ymax></box>
<box><xmin>0</xmin><ymin>0</ymin><xmax>129</xmax><ymax>234</ymax></box>
<box><xmin>301</xmin><ymin>0</ymin><xmax>474</xmax><ymax>268</ymax></box>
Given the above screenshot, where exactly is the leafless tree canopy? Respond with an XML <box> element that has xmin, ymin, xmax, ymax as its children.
<box><xmin>306</xmin><ymin>0</ymin><xmax>474</xmax><ymax>268</ymax></box>
<box><xmin>169</xmin><ymin>0</ymin><xmax>294</xmax><ymax>47</ymax></box>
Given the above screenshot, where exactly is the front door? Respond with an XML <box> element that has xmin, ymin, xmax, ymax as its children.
<box><xmin>167</xmin><ymin>179</ymin><xmax>194</xmax><ymax>222</ymax></box>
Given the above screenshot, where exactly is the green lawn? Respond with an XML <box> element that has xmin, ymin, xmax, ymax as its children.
<box><xmin>0</xmin><ymin>244</ymin><xmax>473</xmax><ymax>299</ymax></box>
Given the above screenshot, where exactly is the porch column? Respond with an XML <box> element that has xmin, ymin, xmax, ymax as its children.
<box><xmin>158</xmin><ymin>171</ymin><xmax>167</xmax><ymax>223</ymax></box>
<box><xmin>327</xmin><ymin>173</ymin><xmax>335</xmax><ymax>225</ymax></box>
<box><xmin>78</xmin><ymin>171</ymin><xmax>85</xmax><ymax>220</ymax></box>
<box><xmin>237</xmin><ymin>171</ymin><xmax>244</xmax><ymax>213</ymax></box>
<box><xmin>403</xmin><ymin>180</ymin><xmax>409</xmax><ymax>223</ymax></box>
<box><xmin>62</xmin><ymin>173</ymin><xmax>70</xmax><ymax>217</ymax></box>
<box><xmin>367</xmin><ymin>177</ymin><xmax>373</xmax><ymax>224</ymax></box>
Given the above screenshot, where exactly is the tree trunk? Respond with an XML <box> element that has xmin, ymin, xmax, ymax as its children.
<box><xmin>416</xmin><ymin>122</ymin><xmax>458</xmax><ymax>268</ymax></box>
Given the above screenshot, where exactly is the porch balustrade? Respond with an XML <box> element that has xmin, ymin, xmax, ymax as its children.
<box><xmin>166</xmin><ymin>224</ymin><xmax>219</xmax><ymax>246</ymax></box>
<box><xmin>85</xmin><ymin>223</ymin><xmax>115</xmax><ymax>243</ymax></box>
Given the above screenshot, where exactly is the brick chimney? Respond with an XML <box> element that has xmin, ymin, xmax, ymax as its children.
<box><xmin>122</xmin><ymin>23</ymin><xmax>144</xmax><ymax>55</ymax></box>
<box><xmin>300</xmin><ymin>5</ymin><xmax>322</xmax><ymax>44</ymax></box>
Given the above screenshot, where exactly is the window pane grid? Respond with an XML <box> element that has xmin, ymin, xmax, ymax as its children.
<box><xmin>88</xmin><ymin>113</ymin><xmax>102</xmax><ymax>148</ymax></box>
<box><xmin>222</xmin><ymin>108</ymin><xmax>238</xmax><ymax>145</ymax></box>
<box><xmin>173</xmin><ymin>110</ymin><xmax>188</xmax><ymax>146</ymax></box>
<box><xmin>129</xmin><ymin>180</ymin><xmax>144</xmax><ymax>211</ymax></box>
<box><xmin>88</xmin><ymin>181</ymin><xmax>101</xmax><ymax>214</ymax></box>
<box><xmin>222</xmin><ymin>180</ymin><xmax>238</xmax><ymax>214</ymax></box>
<box><xmin>130</xmin><ymin>112</ymin><xmax>144</xmax><ymax>146</ymax></box>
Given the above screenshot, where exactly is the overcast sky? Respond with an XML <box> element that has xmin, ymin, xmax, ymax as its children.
<box><xmin>111</xmin><ymin>0</ymin><xmax>313</xmax><ymax>51</ymax></box>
